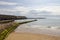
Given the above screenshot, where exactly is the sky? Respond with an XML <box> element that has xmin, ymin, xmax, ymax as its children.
<box><xmin>0</xmin><ymin>0</ymin><xmax>60</xmax><ymax>18</ymax></box>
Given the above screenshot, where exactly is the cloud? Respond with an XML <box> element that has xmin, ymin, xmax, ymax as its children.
<box><xmin>0</xmin><ymin>6</ymin><xmax>30</xmax><ymax>16</ymax></box>
<box><xmin>39</xmin><ymin>11</ymin><xmax>52</xmax><ymax>15</ymax></box>
<box><xmin>32</xmin><ymin>6</ymin><xmax>60</xmax><ymax>15</ymax></box>
<box><xmin>0</xmin><ymin>1</ymin><xmax>17</xmax><ymax>5</ymax></box>
<box><xmin>0</xmin><ymin>0</ymin><xmax>60</xmax><ymax>18</ymax></box>
<box><xmin>0</xmin><ymin>8</ymin><xmax>19</xmax><ymax>15</ymax></box>
<box><xmin>0</xmin><ymin>5</ymin><xmax>60</xmax><ymax>18</ymax></box>
<box><xmin>12</xmin><ymin>0</ymin><xmax>60</xmax><ymax>6</ymax></box>
<box><xmin>13</xmin><ymin>6</ymin><xmax>31</xmax><ymax>15</ymax></box>
<box><xmin>24</xmin><ymin>10</ymin><xmax>52</xmax><ymax>18</ymax></box>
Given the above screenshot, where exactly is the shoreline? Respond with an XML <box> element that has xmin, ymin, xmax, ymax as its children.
<box><xmin>14</xmin><ymin>25</ymin><xmax>60</xmax><ymax>37</ymax></box>
<box><xmin>5</xmin><ymin>25</ymin><xmax>60</xmax><ymax>40</ymax></box>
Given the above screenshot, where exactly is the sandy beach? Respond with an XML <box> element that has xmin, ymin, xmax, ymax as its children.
<box><xmin>5</xmin><ymin>32</ymin><xmax>60</xmax><ymax>40</ymax></box>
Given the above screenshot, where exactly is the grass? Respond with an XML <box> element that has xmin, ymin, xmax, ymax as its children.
<box><xmin>0</xmin><ymin>20</ymin><xmax>37</xmax><ymax>40</ymax></box>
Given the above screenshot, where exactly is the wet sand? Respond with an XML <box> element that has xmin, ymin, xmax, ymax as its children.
<box><xmin>5</xmin><ymin>32</ymin><xmax>60</xmax><ymax>40</ymax></box>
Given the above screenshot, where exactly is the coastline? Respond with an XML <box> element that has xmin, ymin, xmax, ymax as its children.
<box><xmin>0</xmin><ymin>20</ymin><xmax>60</xmax><ymax>40</ymax></box>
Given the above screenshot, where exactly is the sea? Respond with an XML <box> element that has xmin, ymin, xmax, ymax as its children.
<box><xmin>15</xmin><ymin>15</ymin><xmax>60</xmax><ymax>29</ymax></box>
<box><xmin>14</xmin><ymin>15</ymin><xmax>60</xmax><ymax>36</ymax></box>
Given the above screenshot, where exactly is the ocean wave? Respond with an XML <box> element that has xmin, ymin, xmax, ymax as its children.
<box><xmin>30</xmin><ymin>25</ymin><xmax>60</xmax><ymax>30</ymax></box>
<box><xmin>16</xmin><ymin>24</ymin><xmax>60</xmax><ymax>30</ymax></box>
<box><xmin>50</xmin><ymin>26</ymin><xmax>60</xmax><ymax>29</ymax></box>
